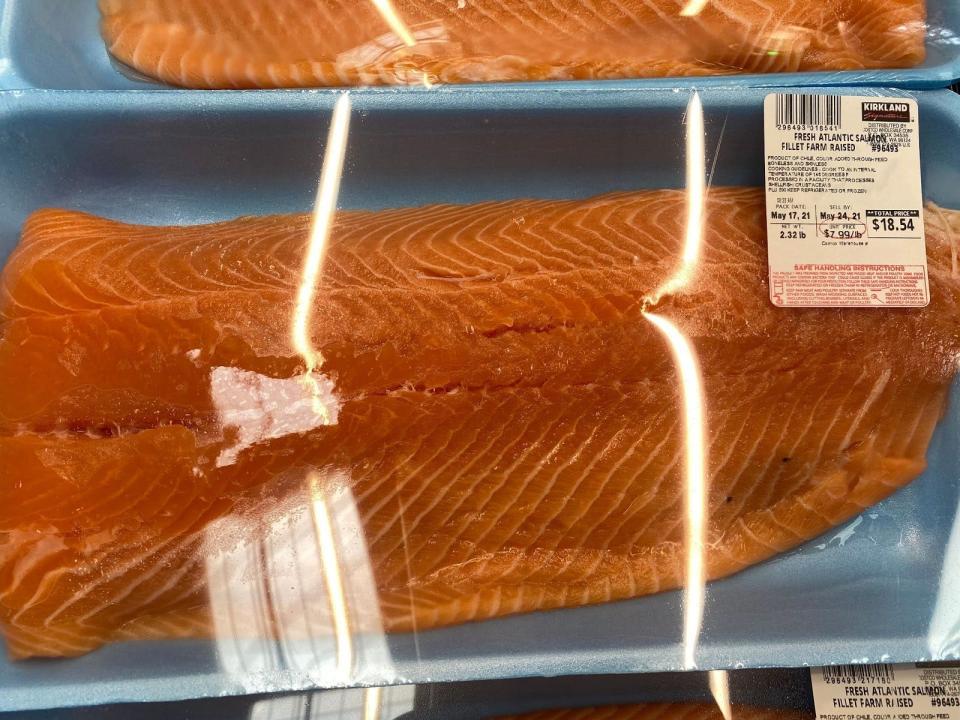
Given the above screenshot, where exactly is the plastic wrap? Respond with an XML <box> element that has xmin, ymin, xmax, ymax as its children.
<box><xmin>0</xmin><ymin>0</ymin><xmax>959</xmax><ymax>90</ymax></box>
<box><xmin>0</xmin><ymin>86</ymin><xmax>958</xmax><ymax>712</ymax></box>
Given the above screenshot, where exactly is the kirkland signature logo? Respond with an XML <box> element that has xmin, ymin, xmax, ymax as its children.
<box><xmin>861</xmin><ymin>102</ymin><xmax>911</xmax><ymax>122</ymax></box>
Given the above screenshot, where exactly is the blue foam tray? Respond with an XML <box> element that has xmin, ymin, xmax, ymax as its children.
<box><xmin>0</xmin><ymin>86</ymin><xmax>958</xmax><ymax>711</ymax></box>
<box><xmin>1</xmin><ymin>0</ymin><xmax>959</xmax><ymax>90</ymax></box>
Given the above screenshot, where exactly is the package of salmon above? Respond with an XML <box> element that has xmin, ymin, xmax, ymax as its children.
<box><xmin>0</xmin><ymin>86</ymin><xmax>959</xmax><ymax>712</ymax></box>
<box><xmin>0</xmin><ymin>0</ymin><xmax>959</xmax><ymax>90</ymax></box>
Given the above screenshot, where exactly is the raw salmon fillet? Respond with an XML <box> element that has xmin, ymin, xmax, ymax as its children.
<box><xmin>2</xmin><ymin>187</ymin><xmax>959</xmax><ymax>659</ymax></box>
<box><xmin>98</xmin><ymin>0</ymin><xmax>927</xmax><ymax>88</ymax></box>
<box><xmin>496</xmin><ymin>704</ymin><xmax>810</xmax><ymax>720</ymax></box>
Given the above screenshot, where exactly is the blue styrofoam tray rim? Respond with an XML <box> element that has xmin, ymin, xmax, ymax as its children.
<box><xmin>1</xmin><ymin>84</ymin><xmax>959</xmax><ymax>113</ymax></box>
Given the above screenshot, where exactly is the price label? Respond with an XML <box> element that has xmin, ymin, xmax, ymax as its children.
<box><xmin>812</xmin><ymin>664</ymin><xmax>960</xmax><ymax>720</ymax></box>
<box><xmin>764</xmin><ymin>94</ymin><xmax>928</xmax><ymax>307</ymax></box>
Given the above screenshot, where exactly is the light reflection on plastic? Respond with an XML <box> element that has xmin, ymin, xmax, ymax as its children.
<box><xmin>336</xmin><ymin>24</ymin><xmax>447</xmax><ymax>68</ymax></box>
<box><xmin>363</xmin><ymin>686</ymin><xmax>383</xmax><ymax>720</ymax></box>
<box><xmin>0</xmin><ymin>1</ymin><xmax>13</xmax><ymax>59</ymax></box>
<box><xmin>309</xmin><ymin>474</ymin><xmax>354</xmax><ymax>678</ymax></box>
<box><xmin>370</xmin><ymin>0</ymin><xmax>416</xmax><ymax>48</ymax></box>
<box><xmin>642</xmin><ymin>90</ymin><xmax>708</xmax><ymax>670</ymax></box>
<box><xmin>205</xmin><ymin>479</ymin><xmax>393</xmax><ymax>692</ymax></box>
<box><xmin>928</xmin><ymin>495</ymin><xmax>960</xmax><ymax>656</ymax></box>
<box><xmin>679</xmin><ymin>0</ymin><xmax>709</xmax><ymax>17</ymax></box>
<box><xmin>210</xmin><ymin>367</ymin><xmax>340</xmax><ymax>467</ymax></box>
<box><xmin>709</xmin><ymin>669</ymin><xmax>733</xmax><ymax>720</ymax></box>
<box><xmin>644</xmin><ymin>312</ymin><xmax>708</xmax><ymax>670</ymax></box>
<box><xmin>364</xmin><ymin>2</ymin><xmax>437</xmax><ymax>87</ymax></box>
<box><xmin>293</xmin><ymin>93</ymin><xmax>351</xmax><ymax>421</ymax></box>
<box><xmin>926</xmin><ymin>24</ymin><xmax>960</xmax><ymax>46</ymax></box>
<box><xmin>647</xmin><ymin>92</ymin><xmax>705</xmax><ymax>306</ymax></box>
<box><xmin>247</xmin><ymin>685</ymin><xmax>415</xmax><ymax>720</ymax></box>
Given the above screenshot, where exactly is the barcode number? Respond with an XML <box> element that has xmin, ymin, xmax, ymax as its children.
<box><xmin>776</xmin><ymin>94</ymin><xmax>842</xmax><ymax>127</ymax></box>
<box><xmin>821</xmin><ymin>664</ymin><xmax>896</xmax><ymax>685</ymax></box>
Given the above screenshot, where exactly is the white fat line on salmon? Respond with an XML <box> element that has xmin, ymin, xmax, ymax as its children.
<box><xmin>293</xmin><ymin>93</ymin><xmax>351</xmax><ymax>422</ymax></box>
<box><xmin>641</xmin><ymin>90</ymin><xmax>709</xmax><ymax>670</ymax></box>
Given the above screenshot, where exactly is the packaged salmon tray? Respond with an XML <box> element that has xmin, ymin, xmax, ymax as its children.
<box><xmin>0</xmin><ymin>83</ymin><xmax>958</xmax><ymax>712</ymax></box>
<box><xmin>0</xmin><ymin>0</ymin><xmax>959</xmax><ymax>90</ymax></box>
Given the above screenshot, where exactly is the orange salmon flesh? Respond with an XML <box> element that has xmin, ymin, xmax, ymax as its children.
<box><xmin>1</xmin><ymin>187</ymin><xmax>959</xmax><ymax>659</ymax></box>
<box><xmin>99</xmin><ymin>0</ymin><xmax>927</xmax><ymax>88</ymax></box>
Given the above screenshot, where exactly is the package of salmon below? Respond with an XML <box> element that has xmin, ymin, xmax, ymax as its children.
<box><xmin>1</xmin><ymin>85</ymin><xmax>960</xmax><ymax>712</ymax></box>
<box><xmin>2</xmin><ymin>667</ymin><xmax>821</xmax><ymax>718</ymax></box>
<box><xmin>1</xmin><ymin>0</ymin><xmax>960</xmax><ymax>90</ymax></box>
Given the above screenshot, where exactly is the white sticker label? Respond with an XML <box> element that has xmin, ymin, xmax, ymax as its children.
<box><xmin>764</xmin><ymin>94</ymin><xmax>928</xmax><ymax>307</ymax></box>
<box><xmin>811</xmin><ymin>664</ymin><xmax>960</xmax><ymax>720</ymax></box>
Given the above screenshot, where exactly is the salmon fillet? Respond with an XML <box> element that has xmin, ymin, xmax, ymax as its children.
<box><xmin>98</xmin><ymin>0</ymin><xmax>927</xmax><ymax>88</ymax></box>
<box><xmin>1</xmin><ymin>187</ymin><xmax>959</xmax><ymax>659</ymax></box>
<box><xmin>495</xmin><ymin>704</ymin><xmax>810</xmax><ymax>720</ymax></box>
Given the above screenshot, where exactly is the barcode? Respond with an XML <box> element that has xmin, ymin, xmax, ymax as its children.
<box><xmin>776</xmin><ymin>94</ymin><xmax>842</xmax><ymax>127</ymax></box>
<box><xmin>821</xmin><ymin>664</ymin><xmax>896</xmax><ymax>684</ymax></box>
